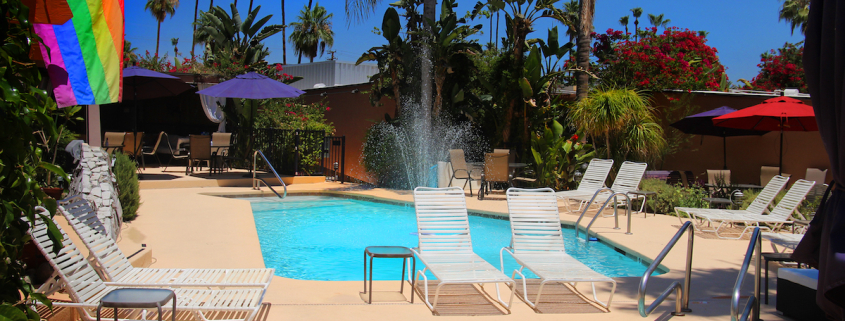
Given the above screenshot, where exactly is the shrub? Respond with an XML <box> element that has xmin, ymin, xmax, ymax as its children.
<box><xmin>114</xmin><ymin>152</ymin><xmax>141</xmax><ymax>221</ymax></box>
<box><xmin>640</xmin><ymin>178</ymin><xmax>709</xmax><ymax>215</ymax></box>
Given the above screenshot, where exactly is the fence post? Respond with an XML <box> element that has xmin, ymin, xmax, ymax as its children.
<box><xmin>340</xmin><ymin>136</ymin><xmax>346</xmax><ymax>183</ymax></box>
<box><xmin>294</xmin><ymin>130</ymin><xmax>300</xmax><ymax>175</ymax></box>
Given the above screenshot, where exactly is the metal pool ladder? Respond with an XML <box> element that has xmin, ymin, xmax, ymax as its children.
<box><xmin>574</xmin><ymin>188</ymin><xmax>633</xmax><ymax>239</ymax></box>
<box><xmin>253</xmin><ymin>150</ymin><xmax>287</xmax><ymax>199</ymax></box>
<box><xmin>731</xmin><ymin>227</ymin><xmax>762</xmax><ymax>321</ymax></box>
<box><xmin>638</xmin><ymin>221</ymin><xmax>694</xmax><ymax>317</ymax></box>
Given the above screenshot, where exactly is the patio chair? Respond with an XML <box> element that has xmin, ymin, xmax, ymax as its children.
<box><xmin>675</xmin><ymin>175</ymin><xmax>789</xmax><ymax>226</ymax></box>
<box><xmin>503</xmin><ymin>187</ymin><xmax>616</xmax><ymax>311</ymax></box>
<box><xmin>555</xmin><ymin>158</ymin><xmax>614</xmax><ymax>212</ymax></box>
<box><xmin>188</xmin><ymin>134</ymin><xmax>212</xmax><ymax>175</ymax></box>
<box><xmin>102</xmin><ymin>131</ymin><xmax>125</xmax><ymax>154</ymax></box>
<box><xmin>805</xmin><ymin>168</ymin><xmax>828</xmax><ymax>200</ymax></box>
<box><xmin>160</xmin><ymin>132</ymin><xmax>189</xmax><ymax>172</ymax></box>
<box><xmin>761</xmin><ymin>166</ymin><xmax>781</xmax><ymax>186</ymax></box>
<box><xmin>211</xmin><ymin>132</ymin><xmax>232</xmax><ymax>172</ymax></box>
<box><xmin>448</xmin><ymin>149</ymin><xmax>480</xmax><ymax>196</ymax></box>
<box><xmin>411</xmin><ymin>187</ymin><xmax>515</xmax><ymax>315</ymax></box>
<box><xmin>569</xmin><ymin>161</ymin><xmax>648</xmax><ymax>214</ymax></box>
<box><xmin>57</xmin><ymin>195</ymin><xmax>274</xmax><ymax>288</ymax></box>
<box><xmin>123</xmin><ymin>132</ymin><xmax>145</xmax><ymax>169</ymax></box>
<box><xmin>141</xmin><ymin>131</ymin><xmax>165</xmax><ymax>167</ymax></box>
<box><xmin>25</xmin><ymin>209</ymin><xmax>266</xmax><ymax>321</ymax></box>
<box><xmin>478</xmin><ymin>152</ymin><xmax>510</xmax><ymax>200</ymax></box>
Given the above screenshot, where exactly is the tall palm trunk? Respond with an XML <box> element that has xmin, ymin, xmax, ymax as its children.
<box><xmin>282</xmin><ymin>0</ymin><xmax>286</xmax><ymax>64</ymax></box>
<box><xmin>633</xmin><ymin>20</ymin><xmax>639</xmax><ymax>41</ymax></box>
<box><xmin>502</xmin><ymin>19</ymin><xmax>528</xmax><ymax>145</ymax></box>
<box><xmin>248</xmin><ymin>0</ymin><xmax>253</xmax><ymax>12</ymax></box>
<box><xmin>233</xmin><ymin>0</ymin><xmax>237</xmax><ymax>7</ymax></box>
<box><xmin>155</xmin><ymin>21</ymin><xmax>161</xmax><ymax>56</ymax></box>
<box><xmin>575</xmin><ymin>0</ymin><xmax>595</xmax><ymax>100</ymax></box>
<box><xmin>208</xmin><ymin>0</ymin><xmax>212</xmax><ymax>11</ymax></box>
<box><xmin>191</xmin><ymin>0</ymin><xmax>198</xmax><ymax>56</ymax></box>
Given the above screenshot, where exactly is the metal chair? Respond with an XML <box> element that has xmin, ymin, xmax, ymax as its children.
<box><xmin>478</xmin><ymin>152</ymin><xmax>510</xmax><ymax>200</ymax></box>
<box><xmin>123</xmin><ymin>132</ymin><xmax>145</xmax><ymax>170</ymax></box>
<box><xmin>448</xmin><ymin>149</ymin><xmax>480</xmax><ymax>196</ymax></box>
<box><xmin>142</xmin><ymin>131</ymin><xmax>166</xmax><ymax>168</ymax></box>
<box><xmin>102</xmin><ymin>132</ymin><xmax>125</xmax><ymax>155</ymax></box>
<box><xmin>211</xmin><ymin>132</ymin><xmax>232</xmax><ymax>173</ymax></box>
<box><xmin>188</xmin><ymin>135</ymin><xmax>212</xmax><ymax>175</ymax></box>
<box><xmin>161</xmin><ymin>132</ymin><xmax>189</xmax><ymax>172</ymax></box>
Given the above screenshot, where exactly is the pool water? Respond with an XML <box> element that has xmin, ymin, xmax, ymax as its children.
<box><xmin>249</xmin><ymin>196</ymin><xmax>661</xmax><ymax>281</ymax></box>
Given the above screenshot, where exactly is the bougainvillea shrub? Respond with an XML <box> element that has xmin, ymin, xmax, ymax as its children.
<box><xmin>745</xmin><ymin>42</ymin><xmax>806</xmax><ymax>93</ymax></box>
<box><xmin>592</xmin><ymin>27</ymin><xmax>727</xmax><ymax>91</ymax></box>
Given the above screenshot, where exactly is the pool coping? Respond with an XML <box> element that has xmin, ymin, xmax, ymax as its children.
<box><xmin>209</xmin><ymin>191</ymin><xmax>670</xmax><ymax>275</ymax></box>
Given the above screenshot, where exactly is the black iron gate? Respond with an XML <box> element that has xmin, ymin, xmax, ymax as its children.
<box><xmin>322</xmin><ymin>136</ymin><xmax>345</xmax><ymax>183</ymax></box>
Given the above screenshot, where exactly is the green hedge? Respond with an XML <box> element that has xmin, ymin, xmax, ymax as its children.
<box><xmin>640</xmin><ymin>178</ymin><xmax>709</xmax><ymax>215</ymax></box>
<box><xmin>114</xmin><ymin>152</ymin><xmax>141</xmax><ymax>221</ymax></box>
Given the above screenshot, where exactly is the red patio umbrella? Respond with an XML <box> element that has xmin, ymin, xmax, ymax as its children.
<box><xmin>712</xmin><ymin>96</ymin><xmax>817</xmax><ymax>174</ymax></box>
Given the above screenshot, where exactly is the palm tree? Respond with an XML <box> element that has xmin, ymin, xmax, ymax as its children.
<box><xmin>619</xmin><ymin>16</ymin><xmax>629</xmax><ymax>35</ymax></box>
<box><xmin>647</xmin><ymin>13</ymin><xmax>670</xmax><ymax>30</ymax></box>
<box><xmin>569</xmin><ymin>87</ymin><xmax>657</xmax><ymax>159</ymax></box>
<box><xmin>630</xmin><ymin>7</ymin><xmax>642</xmax><ymax>41</ymax></box>
<box><xmin>282</xmin><ymin>0</ymin><xmax>286</xmax><ymax>64</ymax></box>
<box><xmin>289</xmin><ymin>3</ymin><xmax>335</xmax><ymax>63</ymax></box>
<box><xmin>145</xmin><ymin>0</ymin><xmax>179</xmax><ymax>57</ymax></box>
<box><xmin>194</xmin><ymin>4</ymin><xmax>283</xmax><ymax>66</ymax></box>
<box><xmin>561</xmin><ymin>0</ymin><xmax>580</xmax><ymax>43</ymax></box>
<box><xmin>779</xmin><ymin>0</ymin><xmax>809</xmax><ymax>35</ymax></box>
<box><xmin>575</xmin><ymin>0</ymin><xmax>595</xmax><ymax>100</ymax></box>
<box><xmin>191</xmin><ymin>0</ymin><xmax>198</xmax><ymax>56</ymax></box>
<box><xmin>344</xmin><ymin>0</ymin><xmax>381</xmax><ymax>26</ymax></box>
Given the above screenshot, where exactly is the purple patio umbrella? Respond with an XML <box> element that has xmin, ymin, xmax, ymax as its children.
<box><xmin>670</xmin><ymin>106</ymin><xmax>767</xmax><ymax>169</ymax></box>
<box><xmin>195</xmin><ymin>72</ymin><xmax>304</xmax><ymax>99</ymax></box>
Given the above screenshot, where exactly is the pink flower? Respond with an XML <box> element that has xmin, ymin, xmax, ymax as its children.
<box><xmin>326</xmin><ymin>107</ymin><xmax>331</xmax><ymax>111</ymax></box>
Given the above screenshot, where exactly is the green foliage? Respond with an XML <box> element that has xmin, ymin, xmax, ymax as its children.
<box><xmin>195</xmin><ymin>4</ymin><xmax>283</xmax><ymax>66</ymax></box>
<box><xmin>255</xmin><ymin>99</ymin><xmax>335</xmax><ymax>133</ymax></box>
<box><xmin>568</xmin><ymin>87</ymin><xmax>665</xmax><ymax>164</ymax></box>
<box><xmin>362</xmin><ymin>122</ymin><xmax>403</xmax><ymax>187</ymax></box>
<box><xmin>289</xmin><ymin>3</ymin><xmax>335</xmax><ymax>63</ymax></box>
<box><xmin>640</xmin><ymin>179</ymin><xmax>709</xmax><ymax>215</ymax></box>
<box><xmin>114</xmin><ymin>153</ymin><xmax>141</xmax><ymax>221</ymax></box>
<box><xmin>530</xmin><ymin>120</ymin><xmax>594</xmax><ymax>190</ymax></box>
<box><xmin>356</xmin><ymin>7</ymin><xmax>411</xmax><ymax>107</ymax></box>
<box><xmin>0</xmin><ymin>0</ymin><xmax>66</xmax><ymax>317</ymax></box>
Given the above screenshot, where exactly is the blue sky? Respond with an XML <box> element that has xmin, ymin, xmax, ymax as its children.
<box><xmin>125</xmin><ymin>0</ymin><xmax>805</xmax><ymax>83</ymax></box>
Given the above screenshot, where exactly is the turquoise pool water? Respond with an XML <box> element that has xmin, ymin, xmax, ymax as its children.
<box><xmin>249</xmin><ymin>195</ymin><xmax>661</xmax><ymax>281</ymax></box>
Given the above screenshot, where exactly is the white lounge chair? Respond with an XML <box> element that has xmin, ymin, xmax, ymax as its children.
<box><xmin>59</xmin><ymin>195</ymin><xmax>274</xmax><ymax>288</ymax></box>
<box><xmin>555</xmin><ymin>158</ymin><xmax>613</xmax><ymax>212</ymax></box>
<box><xmin>569</xmin><ymin>161</ymin><xmax>648</xmax><ymax>214</ymax></box>
<box><xmin>26</xmin><ymin>209</ymin><xmax>266</xmax><ymax>321</ymax></box>
<box><xmin>675</xmin><ymin>176</ymin><xmax>789</xmax><ymax>232</ymax></box>
<box><xmin>411</xmin><ymin>187</ymin><xmax>515</xmax><ymax>315</ymax></box>
<box><xmin>503</xmin><ymin>188</ymin><xmax>616</xmax><ymax>311</ymax></box>
<box><xmin>681</xmin><ymin>179</ymin><xmax>814</xmax><ymax>239</ymax></box>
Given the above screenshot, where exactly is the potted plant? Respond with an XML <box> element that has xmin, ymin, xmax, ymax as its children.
<box><xmin>35</xmin><ymin>105</ymin><xmax>82</xmax><ymax>199</ymax></box>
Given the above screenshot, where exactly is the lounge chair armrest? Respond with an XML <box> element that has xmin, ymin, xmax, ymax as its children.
<box><xmin>500</xmin><ymin>247</ymin><xmax>516</xmax><ymax>273</ymax></box>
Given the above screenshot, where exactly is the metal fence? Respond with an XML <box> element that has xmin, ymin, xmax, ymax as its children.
<box><xmin>322</xmin><ymin>136</ymin><xmax>345</xmax><ymax>183</ymax></box>
<box><xmin>231</xmin><ymin>127</ymin><xmax>344</xmax><ymax>178</ymax></box>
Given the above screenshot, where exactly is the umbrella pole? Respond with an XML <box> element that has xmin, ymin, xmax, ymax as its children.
<box><xmin>723</xmin><ymin>136</ymin><xmax>728</xmax><ymax>170</ymax></box>
<box><xmin>779</xmin><ymin>127</ymin><xmax>784</xmax><ymax>175</ymax></box>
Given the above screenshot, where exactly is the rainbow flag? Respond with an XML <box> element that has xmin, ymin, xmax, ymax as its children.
<box><xmin>34</xmin><ymin>0</ymin><xmax>124</xmax><ymax>107</ymax></box>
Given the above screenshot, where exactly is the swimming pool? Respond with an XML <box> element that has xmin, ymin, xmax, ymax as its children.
<box><xmin>249</xmin><ymin>195</ymin><xmax>661</xmax><ymax>281</ymax></box>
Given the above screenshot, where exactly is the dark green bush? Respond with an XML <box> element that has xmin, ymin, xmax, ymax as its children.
<box><xmin>114</xmin><ymin>152</ymin><xmax>141</xmax><ymax>221</ymax></box>
<box><xmin>640</xmin><ymin>178</ymin><xmax>709</xmax><ymax>215</ymax></box>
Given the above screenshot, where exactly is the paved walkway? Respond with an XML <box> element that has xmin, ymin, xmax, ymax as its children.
<box><xmin>113</xmin><ymin>181</ymin><xmax>796</xmax><ymax>321</ymax></box>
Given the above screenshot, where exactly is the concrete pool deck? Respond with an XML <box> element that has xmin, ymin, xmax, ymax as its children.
<box><xmin>100</xmin><ymin>177</ymin><xmax>798</xmax><ymax>321</ymax></box>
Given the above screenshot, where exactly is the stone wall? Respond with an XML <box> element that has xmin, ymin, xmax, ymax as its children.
<box><xmin>68</xmin><ymin>144</ymin><xmax>122</xmax><ymax>238</ymax></box>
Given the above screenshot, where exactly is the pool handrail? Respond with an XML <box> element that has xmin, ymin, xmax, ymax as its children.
<box><xmin>732</xmin><ymin>227</ymin><xmax>762</xmax><ymax>321</ymax></box>
<box><xmin>253</xmin><ymin>150</ymin><xmax>287</xmax><ymax>199</ymax></box>
<box><xmin>638</xmin><ymin>221</ymin><xmax>694</xmax><ymax>317</ymax></box>
<box><xmin>574</xmin><ymin>189</ymin><xmax>633</xmax><ymax>239</ymax></box>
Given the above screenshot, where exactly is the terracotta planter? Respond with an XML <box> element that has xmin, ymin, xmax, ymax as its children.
<box><xmin>41</xmin><ymin>187</ymin><xmax>64</xmax><ymax>200</ymax></box>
